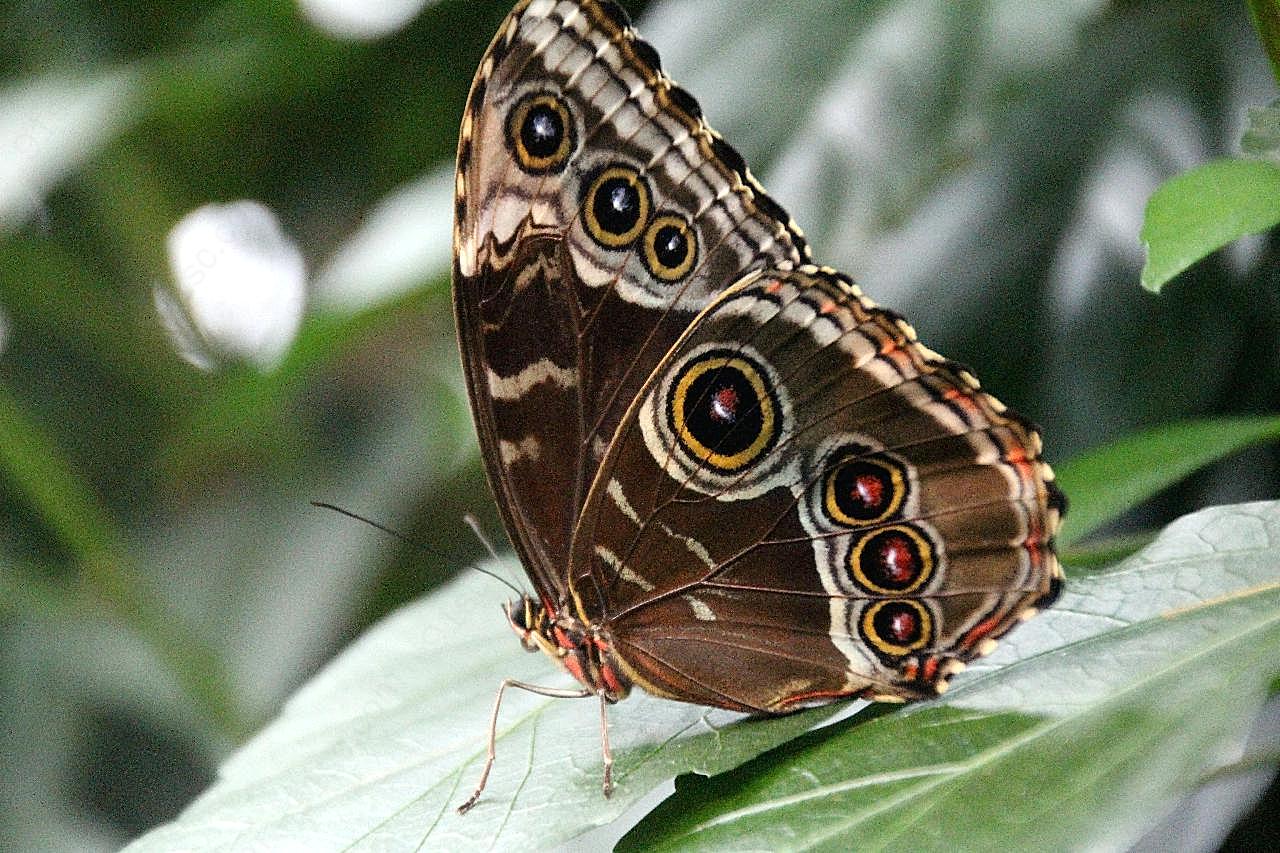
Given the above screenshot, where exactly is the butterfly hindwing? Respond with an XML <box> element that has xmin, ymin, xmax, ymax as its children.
<box><xmin>567</xmin><ymin>267</ymin><xmax>1065</xmax><ymax>708</ymax></box>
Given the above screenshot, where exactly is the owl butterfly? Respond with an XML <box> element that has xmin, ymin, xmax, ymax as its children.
<box><xmin>452</xmin><ymin>0</ymin><xmax>1064</xmax><ymax>812</ymax></box>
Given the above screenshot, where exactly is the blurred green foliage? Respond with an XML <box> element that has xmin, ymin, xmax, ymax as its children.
<box><xmin>1</xmin><ymin>0</ymin><xmax>1278</xmax><ymax>850</ymax></box>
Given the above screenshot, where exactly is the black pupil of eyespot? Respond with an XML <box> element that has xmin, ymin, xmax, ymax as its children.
<box><xmin>873</xmin><ymin>603</ymin><xmax>922</xmax><ymax>645</ymax></box>
<box><xmin>861</xmin><ymin>530</ymin><xmax>922</xmax><ymax>590</ymax></box>
<box><xmin>522</xmin><ymin>104</ymin><xmax>563</xmax><ymax>158</ymax></box>
<box><xmin>593</xmin><ymin>176</ymin><xmax>642</xmax><ymax>236</ymax></box>
<box><xmin>682</xmin><ymin>365</ymin><xmax>763</xmax><ymax>458</ymax></box>
<box><xmin>832</xmin><ymin>460</ymin><xmax>893</xmax><ymax>521</ymax></box>
<box><xmin>654</xmin><ymin>224</ymin><xmax>688</xmax><ymax>268</ymax></box>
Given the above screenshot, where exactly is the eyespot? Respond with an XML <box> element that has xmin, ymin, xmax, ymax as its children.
<box><xmin>848</xmin><ymin>525</ymin><xmax>935</xmax><ymax>595</ymax></box>
<box><xmin>583</xmin><ymin>165</ymin><xmax>650</xmax><ymax>248</ymax></box>
<box><xmin>642</xmin><ymin>214</ymin><xmax>697</xmax><ymax>282</ymax></box>
<box><xmin>668</xmin><ymin>350</ymin><xmax>779</xmax><ymax>472</ymax></box>
<box><xmin>859</xmin><ymin>600</ymin><xmax>932</xmax><ymax>657</ymax></box>
<box><xmin>506</xmin><ymin>93</ymin><xmax>575</xmax><ymax>173</ymax></box>
<box><xmin>823</xmin><ymin>451</ymin><xmax>907</xmax><ymax>527</ymax></box>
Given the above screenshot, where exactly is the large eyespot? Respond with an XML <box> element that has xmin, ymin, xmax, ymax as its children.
<box><xmin>823</xmin><ymin>451</ymin><xmax>908</xmax><ymax>527</ymax></box>
<box><xmin>642</xmin><ymin>214</ymin><xmax>697</xmax><ymax>282</ymax></box>
<box><xmin>669</xmin><ymin>350</ymin><xmax>779</xmax><ymax>472</ymax></box>
<box><xmin>848</xmin><ymin>525</ymin><xmax>935</xmax><ymax>595</ymax></box>
<box><xmin>506</xmin><ymin>93</ymin><xmax>575</xmax><ymax>173</ymax></box>
<box><xmin>859</xmin><ymin>600</ymin><xmax>932</xmax><ymax>658</ymax></box>
<box><xmin>583</xmin><ymin>165</ymin><xmax>650</xmax><ymax>248</ymax></box>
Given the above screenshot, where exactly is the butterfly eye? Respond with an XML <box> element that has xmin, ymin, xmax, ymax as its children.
<box><xmin>668</xmin><ymin>351</ymin><xmax>779</xmax><ymax>473</ymax></box>
<box><xmin>507</xmin><ymin>93</ymin><xmax>575</xmax><ymax>173</ymax></box>
<box><xmin>860</xmin><ymin>600</ymin><xmax>933</xmax><ymax>658</ymax></box>
<box><xmin>642</xmin><ymin>214</ymin><xmax>698</xmax><ymax>282</ymax></box>
<box><xmin>823</xmin><ymin>453</ymin><xmax>907</xmax><ymax>527</ymax></box>
<box><xmin>848</xmin><ymin>525</ymin><xmax>935</xmax><ymax>595</ymax></box>
<box><xmin>583</xmin><ymin>165</ymin><xmax>651</xmax><ymax>248</ymax></box>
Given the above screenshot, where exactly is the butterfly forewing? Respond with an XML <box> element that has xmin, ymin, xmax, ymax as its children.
<box><xmin>453</xmin><ymin>0</ymin><xmax>808</xmax><ymax>599</ymax></box>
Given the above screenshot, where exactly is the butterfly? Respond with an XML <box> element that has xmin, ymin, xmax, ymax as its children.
<box><xmin>451</xmin><ymin>0</ymin><xmax>1065</xmax><ymax>813</ymax></box>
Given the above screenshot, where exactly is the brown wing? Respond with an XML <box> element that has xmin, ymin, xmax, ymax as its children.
<box><xmin>567</xmin><ymin>267</ymin><xmax>1066</xmax><ymax>710</ymax></box>
<box><xmin>453</xmin><ymin>0</ymin><xmax>808</xmax><ymax>600</ymax></box>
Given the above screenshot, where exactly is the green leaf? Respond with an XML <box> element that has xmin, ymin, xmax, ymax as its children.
<box><xmin>619</xmin><ymin>502</ymin><xmax>1280</xmax><ymax>852</ymax></box>
<box><xmin>1054</xmin><ymin>416</ymin><xmax>1280</xmax><ymax>547</ymax></box>
<box><xmin>124</xmin><ymin>569</ymin><xmax>841</xmax><ymax>851</ymax></box>
<box><xmin>1242</xmin><ymin>99</ymin><xmax>1280</xmax><ymax>165</ymax></box>
<box><xmin>1140</xmin><ymin>158</ymin><xmax>1280</xmax><ymax>293</ymax></box>
<box><xmin>127</xmin><ymin>502</ymin><xmax>1280</xmax><ymax>851</ymax></box>
<box><xmin>1248</xmin><ymin>0</ymin><xmax>1280</xmax><ymax>86</ymax></box>
<box><xmin>1058</xmin><ymin>532</ymin><xmax>1153</xmax><ymax>570</ymax></box>
<box><xmin>0</xmin><ymin>383</ymin><xmax>124</xmax><ymax>562</ymax></box>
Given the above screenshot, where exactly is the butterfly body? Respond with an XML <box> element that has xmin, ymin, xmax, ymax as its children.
<box><xmin>507</xmin><ymin>595</ymin><xmax>632</xmax><ymax>702</ymax></box>
<box><xmin>453</xmin><ymin>0</ymin><xmax>1064</xmax><ymax>807</ymax></box>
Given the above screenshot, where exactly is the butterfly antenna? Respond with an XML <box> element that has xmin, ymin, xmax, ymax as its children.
<box><xmin>311</xmin><ymin>502</ymin><xmax>524</xmax><ymax>599</ymax></box>
<box><xmin>464</xmin><ymin>513</ymin><xmax>501</xmax><ymax>562</ymax></box>
<box><xmin>463</xmin><ymin>513</ymin><xmax>528</xmax><ymax>598</ymax></box>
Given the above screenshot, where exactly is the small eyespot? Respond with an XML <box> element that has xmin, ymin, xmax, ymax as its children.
<box><xmin>507</xmin><ymin>93</ymin><xmax>575</xmax><ymax>173</ymax></box>
<box><xmin>848</xmin><ymin>525</ymin><xmax>935</xmax><ymax>595</ymax></box>
<box><xmin>668</xmin><ymin>350</ymin><xmax>780</xmax><ymax>473</ymax></box>
<box><xmin>642</xmin><ymin>213</ymin><xmax>697</xmax><ymax>282</ymax></box>
<box><xmin>860</xmin><ymin>600</ymin><xmax>932</xmax><ymax>658</ymax></box>
<box><xmin>583</xmin><ymin>165</ymin><xmax>650</xmax><ymax>248</ymax></box>
<box><xmin>823</xmin><ymin>452</ymin><xmax>907</xmax><ymax>527</ymax></box>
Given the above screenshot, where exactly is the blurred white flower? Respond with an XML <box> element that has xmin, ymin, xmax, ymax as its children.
<box><xmin>297</xmin><ymin>0</ymin><xmax>434</xmax><ymax>40</ymax></box>
<box><xmin>160</xmin><ymin>201</ymin><xmax>307</xmax><ymax>371</ymax></box>
<box><xmin>0</xmin><ymin>71</ymin><xmax>139</xmax><ymax>233</ymax></box>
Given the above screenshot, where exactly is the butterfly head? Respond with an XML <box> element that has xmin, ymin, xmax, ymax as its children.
<box><xmin>504</xmin><ymin>596</ymin><xmax>631</xmax><ymax>702</ymax></box>
<box><xmin>505</xmin><ymin>595</ymin><xmax>550</xmax><ymax>653</ymax></box>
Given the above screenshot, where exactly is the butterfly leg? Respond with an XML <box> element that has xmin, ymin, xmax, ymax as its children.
<box><xmin>457</xmin><ymin>679</ymin><xmax>593</xmax><ymax>814</ymax></box>
<box><xmin>597</xmin><ymin>690</ymin><xmax>613</xmax><ymax>798</ymax></box>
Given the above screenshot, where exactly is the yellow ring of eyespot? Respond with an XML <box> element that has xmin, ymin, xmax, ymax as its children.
<box><xmin>860</xmin><ymin>599</ymin><xmax>932</xmax><ymax>656</ymax></box>
<box><xmin>508</xmin><ymin>94</ymin><xmax>574</xmax><ymax>173</ymax></box>
<box><xmin>671</xmin><ymin>355</ymin><xmax>776</xmax><ymax>472</ymax></box>
<box><xmin>583</xmin><ymin>166</ymin><xmax>651</xmax><ymax>248</ymax></box>
<box><xmin>823</xmin><ymin>456</ymin><xmax>906</xmax><ymax>527</ymax></box>
<box><xmin>848</xmin><ymin>524</ymin><xmax>935</xmax><ymax>595</ymax></box>
<box><xmin>642</xmin><ymin>214</ymin><xmax>698</xmax><ymax>282</ymax></box>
